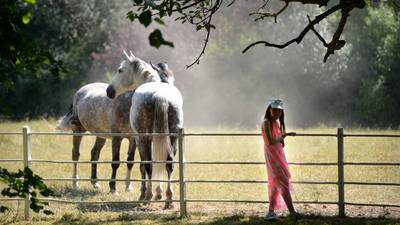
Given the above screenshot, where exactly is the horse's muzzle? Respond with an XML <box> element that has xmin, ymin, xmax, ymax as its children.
<box><xmin>106</xmin><ymin>85</ymin><xmax>116</xmax><ymax>99</ymax></box>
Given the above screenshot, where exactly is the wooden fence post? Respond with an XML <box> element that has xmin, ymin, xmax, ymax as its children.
<box><xmin>337</xmin><ymin>127</ymin><xmax>345</xmax><ymax>217</ymax></box>
<box><xmin>178</xmin><ymin>128</ymin><xmax>187</xmax><ymax>218</ymax></box>
<box><xmin>23</xmin><ymin>126</ymin><xmax>32</xmax><ymax>220</ymax></box>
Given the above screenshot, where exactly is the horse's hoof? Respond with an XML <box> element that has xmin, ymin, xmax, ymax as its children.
<box><xmin>138</xmin><ymin>193</ymin><xmax>146</xmax><ymax>201</ymax></box>
<box><xmin>144</xmin><ymin>192</ymin><xmax>153</xmax><ymax>202</ymax></box>
<box><xmin>92</xmin><ymin>182</ymin><xmax>100</xmax><ymax>189</ymax></box>
<box><xmin>110</xmin><ymin>188</ymin><xmax>118</xmax><ymax>194</ymax></box>
<box><xmin>125</xmin><ymin>185</ymin><xmax>133</xmax><ymax>192</ymax></box>
<box><xmin>111</xmin><ymin>190</ymin><xmax>120</xmax><ymax>195</ymax></box>
<box><xmin>163</xmin><ymin>202</ymin><xmax>174</xmax><ymax>210</ymax></box>
<box><xmin>109</xmin><ymin>182</ymin><xmax>116</xmax><ymax>192</ymax></box>
<box><xmin>72</xmin><ymin>182</ymin><xmax>79</xmax><ymax>189</ymax></box>
<box><xmin>154</xmin><ymin>193</ymin><xmax>162</xmax><ymax>201</ymax></box>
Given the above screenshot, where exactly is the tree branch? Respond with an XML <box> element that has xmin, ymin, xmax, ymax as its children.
<box><xmin>250</xmin><ymin>1</ymin><xmax>289</xmax><ymax>23</ymax></box>
<box><xmin>323</xmin><ymin>6</ymin><xmax>350</xmax><ymax>62</ymax></box>
<box><xmin>242</xmin><ymin>4</ymin><xmax>342</xmax><ymax>53</ymax></box>
<box><xmin>243</xmin><ymin>0</ymin><xmax>365</xmax><ymax>62</ymax></box>
<box><xmin>307</xmin><ymin>15</ymin><xmax>328</xmax><ymax>47</ymax></box>
<box><xmin>286</xmin><ymin>0</ymin><xmax>329</xmax><ymax>6</ymax></box>
<box><xmin>186</xmin><ymin>0</ymin><xmax>222</xmax><ymax>68</ymax></box>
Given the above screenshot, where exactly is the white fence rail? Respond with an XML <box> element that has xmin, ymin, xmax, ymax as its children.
<box><xmin>0</xmin><ymin>126</ymin><xmax>400</xmax><ymax>220</ymax></box>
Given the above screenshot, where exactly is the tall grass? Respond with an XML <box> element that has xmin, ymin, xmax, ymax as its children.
<box><xmin>0</xmin><ymin>120</ymin><xmax>399</xmax><ymax>223</ymax></box>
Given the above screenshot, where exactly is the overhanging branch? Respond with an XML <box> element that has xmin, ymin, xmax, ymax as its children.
<box><xmin>242</xmin><ymin>0</ymin><xmax>366</xmax><ymax>62</ymax></box>
<box><xmin>242</xmin><ymin>4</ymin><xmax>342</xmax><ymax>54</ymax></box>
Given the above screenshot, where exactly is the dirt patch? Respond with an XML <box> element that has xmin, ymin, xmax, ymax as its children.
<box><xmin>185</xmin><ymin>202</ymin><xmax>400</xmax><ymax>219</ymax></box>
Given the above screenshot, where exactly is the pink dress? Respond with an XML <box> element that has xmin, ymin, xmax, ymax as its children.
<box><xmin>261</xmin><ymin>120</ymin><xmax>292</xmax><ymax>210</ymax></box>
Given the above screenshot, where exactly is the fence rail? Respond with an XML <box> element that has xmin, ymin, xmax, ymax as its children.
<box><xmin>0</xmin><ymin>127</ymin><xmax>399</xmax><ymax>220</ymax></box>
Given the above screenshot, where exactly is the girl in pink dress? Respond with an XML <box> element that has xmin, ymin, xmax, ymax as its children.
<box><xmin>261</xmin><ymin>99</ymin><xmax>297</xmax><ymax>220</ymax></box>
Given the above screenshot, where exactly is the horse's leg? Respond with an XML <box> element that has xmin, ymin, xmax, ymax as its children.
<box><xmin>136</xmin><ymin>137</ymin><xmax>148</xmax><ymax>200</ymax></box>
<box><xmin>90</xmin><ymin>137</ymin><xmax>106</xmax><ymax>189</ymax></box>
<box><xmin>72</xmin><ymin>130</ymin><xmax>84</xmax><ymax>189</ymax></box>
<box><xmin>154</xmin><ymin>136</ymin><xmax>163</xmax><ymax>200</ymax></box>
<box><xmin>125</xmin><ymin>137</ymin><xmax>136</xmax><ymax>192</ymax></box>
<box><xmin>138</xmin><ymin>163</ymin><xmax>146</xmax><ymax>201</ymax></box>
<box><xmin>140</xmin><ymin>137</ymin><xmax>153</xmax><ymax>202</ymax></box>
<box><xmin>164</xmin><ymin>162</ymin><xmax>174</xmax><ymax>209</ymax></box>
<box><xmin>164</xmin><ymin>135</ymin><xmax>177</xmax><ymax>209</ymax></box>
<box><xmin>109</xmin><ymin>136</ymin><xmax>122</xmax><ymax>193</ymax></box>
<box><xmin>154</xmin><ymin>183</ymin><xmax>163</xmax><ymax>200</ymax></box>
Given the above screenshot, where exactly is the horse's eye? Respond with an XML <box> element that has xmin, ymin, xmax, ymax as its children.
<box><xmin>118</xmin><ymin>69</ymin><xmax>123</xmax><ymax>73</ymax></box>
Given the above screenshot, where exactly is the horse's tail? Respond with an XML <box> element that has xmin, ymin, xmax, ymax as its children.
<box><xmin>56</xmin><ymin>104</ymin><xmax>79</xmax><ymax>130</ymax></box>
<box><xmin>152</xmin><ymin>96</ymin><xmax>171</xmax><ymax>181</ymax></box>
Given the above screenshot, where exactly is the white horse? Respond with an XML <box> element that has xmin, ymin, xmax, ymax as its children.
<box><xmin>107</xmin><ymin>51</ymin><xmax>183</xmax><ymax>209</ymax></box>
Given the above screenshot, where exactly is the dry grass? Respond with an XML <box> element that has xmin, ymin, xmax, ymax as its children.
<box><xmin>0</xmin><ymin>119</ymin><xmax>400</xmax><ymax>224</ymax></box>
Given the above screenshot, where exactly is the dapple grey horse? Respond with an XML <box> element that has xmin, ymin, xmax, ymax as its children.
<box><xmin>57</xmin><ymin>83</ymin><xmax>135</xmax><ymax>192</ymax></box>
<box><xmin>106</xmin><ymin>52</ymin><xmax>183</xmax><ymax>209</ymax></box>
<box><xmin>57</xmin><ymin>51</ymin><xmax>173</xmax><ymax>193</ymax></box>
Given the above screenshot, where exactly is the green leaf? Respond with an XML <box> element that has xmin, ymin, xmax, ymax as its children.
<box><xmin>24</xmin><ymin>0</ymin><xmax>36</xmax><ymax>4</ymax></box>
<box><xmin>144</xmin><ymin>0</ymin><xmax>157</xmax><ymax>8</ymax></box>
<box><xmin>205</xmin><ymin>24</ymin><xmax>216</xmax><ymax>31</ymax></box>
<box><xmin>149</xmin><ymin>29</ymin><xmax>174</xmax><ymax>48</ymax></box>
<box><xmin>139</xmin><ymin>10</ymin><xmax>152</xmax><ymax>27</ymax></box>
<box><xmin>154</xmin><ymin>17</ymin><xmax>165</xmax><ymax>25</ymax></box>
<box><xmin>43</xmin><ymin>210</ymin><xmax>54</xmax><ymax>215</ymax></box>
<box><xmin>133</xmin><ymin>0</ymin><xmax>143</xmax><ymax>4</ymax></box>
<box><xmin>159</xmin><ymin>10</ymin><xmax>166</xmax><ymax>17</ymax></box>
<box><xmin>127</xmin><ymin>11</ymin><xmax>137</xmax><ymax>21</ymax></box>
<box><xmin>22</xmin><ymin>11</ymin><xmax>32</xmax><ymax>24</ymax></box>
<box><xmin>0</xmin><ymin>206</ymin><xmax>9</xmax><ymax>213</ymax></box>
<box><xmin>43</xmin><ymin>58</ymin><xmax>50</xmax><ymax>65</ymax></box>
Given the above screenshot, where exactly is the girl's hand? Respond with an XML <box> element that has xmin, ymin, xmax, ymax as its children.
<box><xmin>281</xmin><ymin>132</ymin><xmax>296</xmax><ymax>141</ymax></box>
<box><xmin>285</xmin><ymin>132</ymin><xmax>296</xmax><ymax>136</ymax></box>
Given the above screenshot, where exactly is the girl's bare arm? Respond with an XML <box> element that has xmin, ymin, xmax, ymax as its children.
<box><xmin>263</xmin><ymin>120</ymin><xmax>283</xmax><ymax>145</ymax></box>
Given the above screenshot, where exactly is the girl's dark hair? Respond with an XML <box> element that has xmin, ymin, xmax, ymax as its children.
<box><xmin>264</xmin><ymin>105</ymin><xmax>285</xmax><ymax>134</ymax></box>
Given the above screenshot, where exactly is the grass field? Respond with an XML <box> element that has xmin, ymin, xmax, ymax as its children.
<box><xmin>0</xmin><ymin>119</ymin><xmax>400</xmax><ymax>224</ymax></box>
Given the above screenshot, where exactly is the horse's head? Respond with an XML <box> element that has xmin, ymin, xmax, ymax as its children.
<box><xmin>106</xmin><ymin>50</ymin><xmax>161</xmax><ymax>99</ymax></box>
<box><xmin>150</xmin><ymin>62</ymin><xmax>175</xmax><ymax>85</ymax></box>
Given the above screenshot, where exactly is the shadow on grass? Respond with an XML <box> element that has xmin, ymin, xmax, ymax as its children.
<box><xmin>77</xmin><ymin>202</ymin><xmax>145</xmax><ymax>213</ymax></box>
<box><xmin>195</xmin><ymin>214</ymin><xmax>400</xmax><ymax>225</ymax></box>
<box><xmin>55</xmin><ymin>186</ymin><xmax>101</xmax><ymax>200</ymax></box>
<box><xmin>51</xmin><ymin>212</ymin><xmax>400</xmax><ymax>225</ymax></box>
<box><xmin>54</xmin><ymin>210</ymin><xmax>181</xmax><ymax>225</ymax></box>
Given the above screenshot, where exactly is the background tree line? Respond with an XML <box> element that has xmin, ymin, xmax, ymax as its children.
<box><xmin>0</xmin><ymin>0</ymin><xmax>399</xmax><ymax>128</ymax></box>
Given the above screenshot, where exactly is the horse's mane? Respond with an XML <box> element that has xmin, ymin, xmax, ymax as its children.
<box><xmin>131</xmin><ymin>58</ymin><xmax>160</xmax><ymax>82</ymax></box>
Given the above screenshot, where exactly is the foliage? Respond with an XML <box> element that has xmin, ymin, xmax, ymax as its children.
<box><xmin>0</xmin><ymin>166</ymin><xmax>58</xmax><ymax>215</ymax></box>
<box><xmin>338</xmin><ymin>2</ymin><xmax>400</xmax><ymax>126</ymax></box>
<box><xmin>0</xmin><ymin>0</ymin><xmax>64</xmax><ymax>91</ymax></box>
<box><xmin>0</xmin><ymin>0</ymin><xmax>399</xmax><ymax>128</ymax></box>
<box><xmin>0</xmin><ymin>0</ymin><xmax>121</xmax><ymax>119</ymax></box>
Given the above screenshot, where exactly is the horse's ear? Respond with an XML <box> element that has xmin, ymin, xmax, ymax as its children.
<box><xmin>123</xmin><ymin>50</ymin><xmax>132</xmax><ymax>62</ymax></box>
<box><xmin>150</xmin><ymin>61</ymin><xmax>160</xmax><ymax>72</ymax></box>
<box><xmin>129</xmin><ymin>50</ymin><xmax>136</xmax><ymax>59</ymax></box>
<box><xmin>159</xmin><ymin>63</ymin><xmax>173</xmax><ymax>78</ymax></box>
<box><xmin>158</xmin><ymin>62</ymin><xmax>169</xmax><ymax>70</ymax></box>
